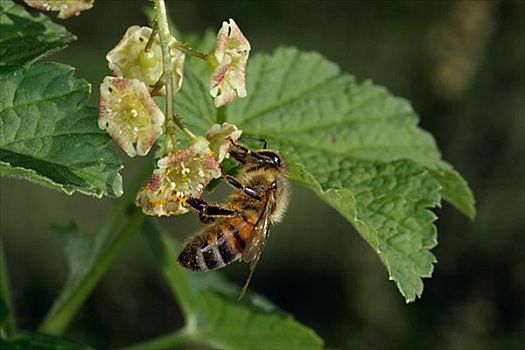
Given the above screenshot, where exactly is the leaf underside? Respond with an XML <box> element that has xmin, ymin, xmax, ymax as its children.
<box><xmin>176</xmin><ymin>47</ymin><xmax>475</xmax><ymax>302</ymax></box>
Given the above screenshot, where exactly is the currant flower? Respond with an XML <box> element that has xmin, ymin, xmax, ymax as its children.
<box><xmin>23</xmin><ymin>0</ymin><xmax>94</xmax><ymax>19</ymax></box>
<box><xmin>136</xmin><ymin>137</ymin><xmax>221</xmax><ymax>216</ymax></box>
<box><xmin>210</xmin><ymin>19</ymin><xmax>251</xmax><ymax>107</ymax></box>
<box><xmin>106</xmin><ymin>26</ymin><xmax>185</xmax><ymax>93</ymax></box>
<box><xmin>99</xmin><ymin>76</ymin><xmax>164</xmax><ymax>157</ymax></box>
<box><xmin>206</xmin><ymin>123</ymin><xmax>243</xmax><ymax>162</ymax></box>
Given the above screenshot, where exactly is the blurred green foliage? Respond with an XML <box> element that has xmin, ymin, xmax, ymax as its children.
<box><xmin>1</xmin><ymin>1</ymin><xmax>524</xmax><ymax>349</ymax></box>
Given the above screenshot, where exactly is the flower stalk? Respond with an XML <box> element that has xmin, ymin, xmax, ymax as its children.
<box><xmin>171</xmin><ymin>41</ymin><xmax>209</xmax><ymax>60</ymax></box>
<box><xmin>144</xmin><ymin>20</ymin><xmax>157</xmax><ymax>53</ymax></box>
<box><xmin>154</xmin><ymin>0</ymin><xmax>195</xmax><ymax>141</ymax></box>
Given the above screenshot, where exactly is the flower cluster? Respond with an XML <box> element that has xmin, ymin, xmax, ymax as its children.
<box><xmin>98</xmin><ymin>12</ymin><xmax>250</xmax><ymax>217</ymax></box>
<box><xmin>136</xmin><ymin>125</ymin><xmax>242</xmax><ymax>216</ymax></box>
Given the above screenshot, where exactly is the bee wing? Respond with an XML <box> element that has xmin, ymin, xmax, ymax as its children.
<box><xmin>238</xmin><ymin>195</ymin><xmax>274</xmax><ymax>300</ymax></box>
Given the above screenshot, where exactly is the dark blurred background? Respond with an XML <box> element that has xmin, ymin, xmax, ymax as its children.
<box><xmin>1</xmin><ymin>1</ymin><xmax>524</xmax><ymax>349</ymax></box>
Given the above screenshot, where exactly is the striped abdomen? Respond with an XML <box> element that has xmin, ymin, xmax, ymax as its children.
<box><xmin>177</xmin><ymin>216</ymin><xmax>253</xmax><ymax>271</ymax></box>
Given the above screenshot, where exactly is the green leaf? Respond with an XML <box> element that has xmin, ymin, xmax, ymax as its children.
<box><xmin>140</xmin><ymin>220</ymin><xmax>324</xmax><ymax>350</ymax></box>
<box><xmin>175</xmin><ymin>68</ymin><xmax>218</xmax><ymax>134</ymax></box>
<box><xmin>0</xmin><ymin>0</ymin><xmax>76</xmax><ymax>74</ymax></box>
<box><xmin>289</xmin><ymin>157</ymin><xmax>440</xmax><ymax>301</ymax></box>
<box><xmin>175</xmin><ymin>47</ymin><xmax>475</xmax><ymax>302</ymax></box>
<box><xmin>52</xmin><ymin>223</ymin><xmax>94</xmax><ymax>285</ymax></box>
<box><xmin>430</xmin><ymin>167</ymin><xmax>476</xmax><ymax>220</ymax></box>
<box><xmin>0</xmin><ymin>333</ymin><xmax>92</xmax><ymax>350</ymax></box>
<box><xmin>0</xmin><ymin>62</ymin><xmax>123</xmax><ymax>197</ymax></box>
<box><xmin>197</xmin><ymin>291</ymin><xmax>324</xmax><ymax>350</ymax></box>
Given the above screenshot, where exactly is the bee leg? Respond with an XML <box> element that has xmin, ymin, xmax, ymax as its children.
<box><xmin>229</xmin><ymin>138</ymin><xmax>250</xmax><ymax>153</ymax></box>
<box><xmin>198</xmin><ymin>213</ymin><xmax>215</xmax><ymax>224</ymax></box>
<box><xmin>186</xmin><ymin>197</ymin><xmax>238</xmax><ymax>217</ymax></box>
<box><xmin>225</xmin><ymin>175</ymin><xmax>261</xmax><ymax>200</ymax></box>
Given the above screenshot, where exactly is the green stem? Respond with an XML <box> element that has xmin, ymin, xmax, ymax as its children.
<box><xmin>171</xmin><ymin>42</ymin><xmax>209</xmax><ymax>60</ymax></box>
<box><xmin>39</xmin><ymin>208</ymin><xmax>145</xmax><ymax>335</ymax></box>
<box><xmin>0</xmin><ymin>239</ymin><xmax>16</xmax><ymax>338</ymax></box>
<box><xmin>144</xmin><ymin>20</ymin><xmax>157</xmax><ymax>52</ymax></box>
<box><xmin>154</xmin><ymin>0</ymin><xmax>195</xmax><ymax>142</ymax></box>
<box><xmin>216</xmin><ymin>106</ymin><xmax>226</xmax><ymax>124</ymax></box>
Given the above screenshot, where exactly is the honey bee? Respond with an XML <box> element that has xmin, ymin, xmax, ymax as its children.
<box><xmin>177</xmin><ymin>139</ymin><xmax>290</xmax><ymax>299</ymax></box>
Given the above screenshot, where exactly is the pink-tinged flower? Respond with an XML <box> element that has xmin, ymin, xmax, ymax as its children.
<box><xmin>106</xmin><ymin>26</ymin><xmax>185</xmax><ymax>94</ymax></box>
<box><xmin>206</xmin><ymin>123</ymin><xmax>242</xmax><ymax>162</ymax></box>
<box><xmin>136</xmin><ymin>138</ymin><xmax>222</xmax><ymax>216</ymax></box>
<box><xmin>24</xmin><ymin>0</ymin><xmax>94</xmax><ymax>19</ymax></box>
<box><xmin>99</xmin><ymin>76</ymin><xmax>164</xmax><ymax>157</ymax></box>
<box><xmin>210</xmin><ymin>19</ymin><xmax>251</xmax><ymax>107</ymax></box>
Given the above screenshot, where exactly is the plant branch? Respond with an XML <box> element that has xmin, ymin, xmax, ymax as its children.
<box><xmin>0</xmin><ymin>239</ymin><xmax>16</xmax><ymax>338</ymax></box>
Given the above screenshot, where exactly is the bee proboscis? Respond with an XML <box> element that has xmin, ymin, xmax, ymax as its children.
<box><xmin>177</xmin><ymin>139</ymin><xmax>290</xmax><ymax>299</ymax></box>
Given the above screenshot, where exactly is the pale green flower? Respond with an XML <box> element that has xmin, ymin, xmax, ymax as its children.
<box><xmin>210</xmin><ymin>19</ymin><xmax>251</xmax><ymax>107</ymax></box>
<box><xmin>99</xmin><ymin>76</ymin><xmax>164</xmax><ymax>157</ymax></box>
<box><xmin>106</xmin><ymin>26</ymin><xmax>185</xmax><ymax>94</ymax></box>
